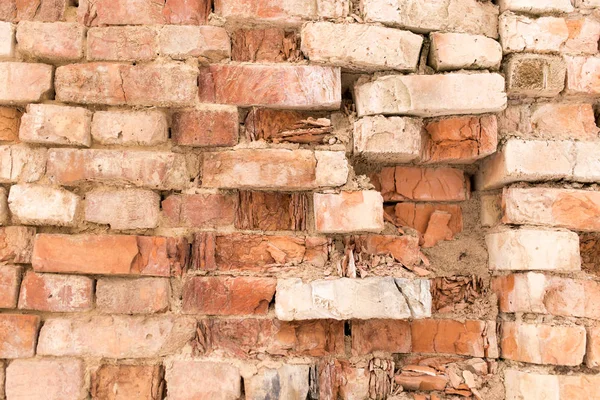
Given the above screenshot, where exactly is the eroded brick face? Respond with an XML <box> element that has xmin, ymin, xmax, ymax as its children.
<box><xmin>3</xmin><ymin>0</ymin><xmax>600</xmax><ymax>398</ymax></box>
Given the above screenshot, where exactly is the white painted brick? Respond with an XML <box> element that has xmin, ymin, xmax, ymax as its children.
<box><xmin>84</xmin><ymin>189</ymin><xmax>160</xmax><ymax>230</ymax></box>
<box><xmin>8</xmin><ymin>184</ymin><xmax>80</xmax><ymax>226</ymax></box>
<box><xmin>565</xmin><ymin>55</ymin><xmax>600</xmax><ymax>94</ymax></box>
<box><xmin>353</xmin><ymin>116</ymin><xmax>422</xmax><ymax>162</ymax></box>
<box><xmin>499</xmin><ymin>0</ymin><xmax>574</xmax><ymax>13</ymax></box>
<box><xmin>91</xmin><ymin>110</ymin><xmax>168</xmax><ymax>146</ymax></box>
<box><xmin>429</xmin><ymin>32</ymin><xmax>502</xmax><ymax>71</ymax></box>
<box><xmin>500</xmin><ymin>13</ymin><xmax>568</xmax><ymax>53</ymax></box>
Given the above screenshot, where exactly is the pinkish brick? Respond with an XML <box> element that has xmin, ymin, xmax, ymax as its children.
<box><xmin>16</xmin><ymin>21</ymin><xmax>84</xmax><ymax>61</ymax></box>
<box><xmin>18</xmin><ymin>271</ymin><xmax>93</xmax><ymax>312</ymax></box>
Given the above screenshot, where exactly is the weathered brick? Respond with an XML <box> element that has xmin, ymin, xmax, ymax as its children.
<box><xmin>19</xmin><ymin>103</ymin><xmax>92</xmax><ymax>146</ymax></box>
<box><xmin>564</xmin><ymin>17</ymin><xmax>600</xmax><ymax>55</ymax></box>
<box><xmin>191</xmin><ymin>233</ymin><xmax>328</xmax><ymax>271</ymax></box>
<box><xmin>0</xmin><ymin>0</ymin><xmax>67</xmax><ymax>22</ymax></box>
<box><xmin>6</xmin><ymin>359</ymin><xmax>83</xmax><ymax>400</ymax></box>
<box><xmin>235</xmin><ymin>191</ymin><xmax>308</xmax><ymax>231</ymax></box>
<box><xmin>159</xmin><ymin>25</ymin><xmax>231</xmax><ymax>61</ymax></box>
<box><xmin>577</xmin><ymin>0</ymin><xmax>600</xmax><ymax>7</ymax></box>
<box><xmin>0</xmin><ymin>62</ymin><xmax>52</xmax><ymax>104</ymax></box>
<box><xmin>493</xmin><ymin>272</ymin><xmax>600</xmax><ymax>319</ymax></box>
<box><xmin>391</xmin><ymin>203</ymin><xmax>463</xmax><ymax>236</ymax></box>
<box><xmin>78</xmin><ymin>0</ymin><xmax>210</xmax><ymax>25</ymax></box>
<box><xmin>314</xmin><ymin>191</ymin><xmax>384</xmax><ymax>233</ymax></box>
<box><xmin>353</xmin><ymin>116</ymin><xmax>422</xmax><ymax>163</ymax></box>
<box><xmin>587</xmin><ymin>325</ymin><xmax>600</xmax><ymax>368</ymax></box>
<box><xmin>486</xmin><ymin>228</ymin><xmax>581</xmax><ymax>271</ymax></box>
<box><xmin>505</xmin><ymin>369</ymin><xmax>600</xmax><ymax>400</ymax></box>
<box><xmin>244</xmin><ymin>108</ymin><xmax>333</xmax><ymax>144</ymax></box>
<box><xmin>0</xmin><ymin>21</ymin><xmax>15</xmax><ymax>59</ymax></box>
<box><xmin>499</xmin><ymin>0</ymin><xmax>574</xmax><ymax>13</ymax></box>
<box><xmin>355</xmin><ymin>234</ymin><xmax>421</xmax><ymax>268</ymax></box>
<box><xmin>363</xmin><ymin>0</ymin><xmax>499</xmax><ymax>38</ymax></box>
<box><xmin>412</xmin><ymin>319</ymin><xmax>498</xmax><ymax>358</ymax></box>
<box><xmin>373</xmin><ymin>166</ymin><xmax>469</xmax><ymax>202</ymax></box>
<box><xmin>500</xmin><ymin>321</ymin><xmax>586</xmax><ymax>366</ymax></box>
<box><xmin>231</xmin><ymin>28</ymin><xmax>300</xmax><ymax>62</ymax></box>
<box><xmin>0</xmin><ymin>144</ymin><xmax>46</xmax><ymax>183</ymax></box>
<box><xmin>0</xmin><ymin>265</ymin><xmax>20</xmax><ymax>308</ymax></box>
<box><xmin>162</xmin><ymin>193</ymin><xmax>236</xmax><ymax>228</ymax></box>
<box><xmin>422</xmin><ymin>115</ymin><xmax>498</xmax><ymax>164</ymax></box>
<box><xmin>0</xmin><ymin>187</ymin><xmax>7</xmax><ymax>225</ymax></box>
<box><xmin>87</xmin><ymin>26</ymin><xmax>159</xmax><ymax>61</ymax></box>
<box><xmin>351</xmin><ymin>320</ymin><xmax>411</xmax><ymax>355</ymax></box>
<box><xmin>0</xmin><ymin>107</ymin><xmax>20</xmax><ymax>141</ymax></box>
<box><xmin>172</xmin><ymin>107</ymin><xmax>239</xmax><ymax>147</ymax></box>
<box><xmin>198</xmin><ymin>64</ymin><xmax>341</xmax><ymax>110</ymax></box>
<box><xmin>502</xmin><ymin>187</ymin><xmax>600</xmax><ymax>232</ymax></box>
<box><xmin>429</xmin><ymin>32</ymin><xmax>502</xmax><ymax>71</ymax></box>
<box><xmin>96</xmin><ymin>277</ymin><xmax>170</xmax><ymax>314</ymax></box>
<box><xmin>214</xmin><ymin>0</ymin><xmax>348</xmax><ymax>25</ymax></box>
<box><xmin>16</xmin><ymin>21</ymin><xmax>84</xmax><ymax>61</ymax></box>
<box><xmin>91</xmin><ymin>110</ymin><xmax>168</xmax><ymax>146</ymax></box>
<box><xmin>182</xmin><ymin>276</ymin><xmax>276</xmax><ymax>315</ymax></box>
<box><xmin>91</xmin><ymin>364</ymin><xmax>163</xmax><ymax>400</ymax></box>
<box><xmin>32</xmin><ymin>234</ymin><xmax>188</xmax><ymax>276</ymax></box>
<box><xmin>85</xmin><ymin>188</ymin><xmax>160</xmax><ymax>230</ymax></box>
<box><xmin>276</xmin><ymin>277</ymin><xmax>431</xmax><ymax>320</ymax></box>
<box><xmin>301</xmin><ymin>22</ymin><xmax>422</xmax><ymax>71</ymax></box>
<box><xmin>0</xmin><ymin>226</ymin><xmax>34</xmax><ymax>263</ymax></box>
<box><xmin>196</xmin><ymin>318</ymin><xmax>345</xmax><ymax>358</ymax></box>
<box><xmin>47</xmin><ymin>148</ymin><xmax>189</xmax><ymax>190</ymax></box>
<box><xmin>477</xmin><ymin>139</ymin><xmax>574</xmax><ymax>190</ymax></box>
<box><xmin>18</xmin><ymin>271</ymin><xmax>93</xmax><ymax>312</ymax></box>
<box><xmin>202</xmin><ymin>149</ymin><xmax>348</xmax><ymax>190</ymax></box>
<box><xmin>166</xmin><ymin>361</ymin><xmax>241</xmax><ymax>400</ymax></box>
<box><xmin>565</xmin><ymin>56</ymin><xmax>600</xmax><ymax>95</ymax></box>
<box><xmin>8</xmin><ymin>184</ymin><xmax>80</xmax><ymax>226</ymax></box>
<box><xmin>500</xmin><ymin>13</ymin><xmax>569</xmax><ymax>53</ymax></box>
<box><xmin>354</xmin><ymin>73</ymin><xmax>506</xmax><ymax>117</ymax></box>
<box><xmin>0</xmin><ymin>313</ymin><xmax>39</xmax><ymax>358</ymax></box>
<box><xmin>37</xmin><ymin>315</ymin><xmax>196</xmax><ymax>357</ymax></box>
<box><xmin>55</xmin><ymin>62</ymin><xmax>198</xmax><ymax>106</ymax></box>
<box><xmin>504</xmin><ymin>54</ymin><xmax>566</xmax><ymax>97</ymax></box>
<box><xmin>245</xmin><ymin>365</ymin><xmax>309</xmax><ymax>400</ymax></box>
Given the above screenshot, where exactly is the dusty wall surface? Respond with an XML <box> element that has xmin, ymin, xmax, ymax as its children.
<box><xmin>0</xmin><ymin>0</ymin><xmax>599</xmax><ymax>399</ymax></box>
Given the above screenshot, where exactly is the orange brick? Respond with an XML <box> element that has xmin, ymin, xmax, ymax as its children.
<box><xmin>0</xmin><ymin>107</ymin><xmax>21</xmax><ymax>141</ymax></box>
<box><xmin>391</xmin><ymin>203</ymin><xmax>463</xmax><ymax>236</ymax></box>
<box><xmin>91</xmin><ymin>364</ymin><xmax>163</xmax><ymax>400</ymax></box>
<box><xmin>0</xmin><ymin>265</ymin><xmax>20</xmax><ymax>308</ymax></box>
<box><xmin>354</xmin><ymin>234</ymin><xmax>421</xmax><ymax>267</ymax></box>
<box><xmin>0</xmin><ymin>314</ymin><xmax>39</xmax><ymax>358</ymax></box>
<box><xmin>18</xmin><ymin>271</ymin><xmax>93</xmax><ymax>312</ymax></box>
<box><xmin>182</xmin><ymin>276</ymin><xmax>276</xmax><ymax>315</ymax></box>
<box><xmin>0</xmin><ymin>226</ymin><xmax>35</xmax><ymax>263</ymax></box>
<box><xmin>172</xmin><ymin>108</ymin><xmax>239</xmax><ymax>147</ymax></box>
<box><xmin>351</xmin><ymin>320</ymin><xmax>411</xmax><ymax>355</ymax></box>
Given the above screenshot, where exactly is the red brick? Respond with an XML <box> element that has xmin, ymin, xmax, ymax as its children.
<box><xmin>91</xmin><ymin>364</ymin><xmax>163</xmax><ymax>400</ymax></box>
<box><xmin>6</xmin><ymin>359</ymin><xmax>83</xmax><ymax>400</ymax></box>
<box><xmin>502</xmin><ymin>187</ymin><xmax>600</xmax><ymax>232</ymax></box>
<box><xmin>0</xmin><ymin>107</ymin><xmax>21</xmax><ymax>141</ymax></box>
<box><xmin>191</xmin><ymin>232</ymin><xmax>328</xmax><ymax>271</ymax></box>
<box><xmin>231</xmin><ymin>28</ymin><xmax>300</xmax><ymax>62</ymax></box>
<box><xmin>46</xmin><ymin>148</ymin><xmax>189</xmax><ymax>190</ymax></box>
<box><xmin>0</xmin><ymin>0</ymin><xmax>67</xmax><ymax>22</ymax></box>
<box><xmin>199</xmin><ymin>64</ymin><xmax>341</xmax><ymax>110</ymax></box>
<box><xmin>354</xmin><ymin>234</ymin><xmax>421</xmax><ymax>267</ymax></box>
<box><xmin>87</xmin><ymin>26</ymin><xmax>159</xmax><ymax>62</ymax></box>
<box><xmin>32</xmin><ymin>234</ymin><xmax>188</xmax><ymax>277</ymax></box>
<box><xmin>159</xmin><ymin>25</ymin><xmax>231</xmax><ymax>61</ymax></box>
<box><xmin>18</xmin><ymin>271</ymin><xmax>93</xmax><ymax>312</ymax></box>
<box><xmin>55</xmin><ymin>62</ymin><xmax>198</xmax><ymax>106</ymax></box>
<box><xmin>161</xmin><ymin>193</ymin><xmax>236</xmax><ymax>228</ymax></box>
<box><xmin>166</xmin><ymin>361</ymin><xmax>241</xmax><ymax>400</ymax></box>
<box><xmin>501</xmin><ymin>321</ymin><xmax>586</xmax><ymax>366</ymax></box>
<box><xmin>0</xmin><ymin>265</ymin><xmax>20</xmax><ymax>308</ymax></box>
<box><xmin>196</xmin><ymin>318</ymin><xmax>345</xmax><ymax>358</ymax></box>
<box><xmin>422</xmin><ymin>115</ymin><xmax>498</xmax><ymax>164</ymax></box>
<box><xmin>78</xmin><ymin>0</ymin><xmax>210</xmax><ymax>26</ymax></box>
<box><xmin>202</xmin><ymin>149</ymin><xmax>348</xmax><ymax>190</ymax></box>
<box><xmin>235</xmin><ymin>191</ymin><xmax>308</xmax><ymax>231</ymax></box>
<box><xmin>16</xmin><ymin>21</ymin><xmax>84</xmax><ymax>61</ymax></box>
<box><xmin>19</xmin><ymin>104</ymin><xmax>92</xmax><ymax>147</ymax></box>
<box><xmin>391</xmin><ymin>203</ymin><xmax>463</xmax><ymax>236</ymax></box>
<box><xmin>182</xmin><ymin>276</ymin><xmax>276</xmax><ymax>315</ymax></box>
<box><xmin>314</xmin><ymin>191</ymin><xmax>384</xmax><ymax>233</ymax></box>
<box><xmin>85</xmin><ymin>189</ymin><xmax>160</xmax><ymax>230</ymax></box>
<box><xmin>412</xmin><ymin>319</ymin><xmax>498</xmax><ymax>358</ymax></box>
<box><xmin>0</xmin><ymin>226</ymin><xmax>35</xmax><ymax>263</ymax></box>
<box><xmin>37</xmin><ymin>315</ymin><xmax>196</xmax><ymax>358</ymax></box>
<box><xmin>352</xmin><ymin>320</ymin><xmax>411</xmax><ymax>355</ymax></box>
<box><xmin>172</xmin><ymin>108</ymin><xmax>239</xmax><ymax>147</ymax></box>
<box><xmin>374</xmin><ymin>166</ymin><xmax>469</xmax><ymax>202</ymax></box>
<box><xmin>96</xmin><ymin>277</ymin><xmax>170</xmax><ymax>314</ymax></box>
<box><xmin>0</xmin><ymin>313</ymin><xmax>39</xmax><ymax>358</ymax></box>
<box><xmin>0</xmin><ymin>62</ymin><xmax>52</xmax><ymax>104</ymax></box>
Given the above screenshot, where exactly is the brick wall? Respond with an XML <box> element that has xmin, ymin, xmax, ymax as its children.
<box><xmin>0</xmin><ymin>0</ymin><xmax>598</xmax><ymax>399</ymax></box>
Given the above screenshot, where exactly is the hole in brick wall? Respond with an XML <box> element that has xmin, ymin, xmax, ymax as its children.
<box><xmin>344</xmin><ymin>321</ymin><xmax>351</xmax><ymax>337</ymax></box>
<box><xmin>167</xmin><ymin>128</ymin><xmax>172</xmax><ymax>139</ymax></box>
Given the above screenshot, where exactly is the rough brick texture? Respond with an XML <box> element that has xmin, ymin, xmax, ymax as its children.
<box><xmin>3</xmin><ymin>0</ymin><xmax>600</xmax><ymax>398</ymax></box>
